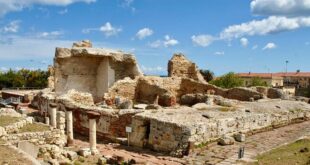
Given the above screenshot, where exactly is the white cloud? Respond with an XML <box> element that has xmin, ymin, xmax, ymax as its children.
<box><xmin>121</xmin><ymin>0</ymin><xmax>136</xmax><ymax>12</ymax></box>
<box><xmin>37</xmin><ymin>31</ymin><xmax>63</xmax><ymax>39</ymax></box>
<box><xmin>99</xmin><ymin>22</ymin><xmax>122</xmax><ymax>37</ymax></box>
<box><xmin>220</xmin><ymin>16</ymin><xmax>310</xmax><ymax>39</ymax></box>
<box><xmin>0</xmin><ymin>0</ymin><xmax>96</xmax><ymax>16</ymax></box>
<box><xmin>163</xmin><ymin>35</ymin><xmax>179</xmax><ymax>47</ymax></box>
<box><xmin>141</xmin><ymin>65</ymin><xmax>165</xmax><ymax>74</ymax></box>
<box><xmin>0</xmin><ymin>20</ymin><xmax>21</xmax><ymax>33</ymax></box>
<box><xmin>148</xmin><ymin>40</ymin><xmax>161</xmax><ymax>48</ymax></box>
<box><xmin>148</xmin><ymin>35</ymin><xmax>179</xmax><ymax>48</ymax></box>
<box><xmin>252</xmin><ymin>45</ymin><xmax>258</xmax><ymax>50</ymax></box>
<box><xmin>191</xmin><ymin>34</ymin><xmax>215</xmax><ymax>47</ymax></box>
<box><xmin>136</xmin><ymin>28</ymin><xmax>153</xmax><ymax>40</ymax></box>
<box><xmin>214</xmin><ymin>51</ymin><xmax>225</xmax><ymax>55</ymax></box>
<box><xmin>263</xmin><ymin>42</ymin><xmax>277</xmax><ymax>50</ymax></box>
<box><xmin>58</xmin><ymin>8</ymin><xmax>68</xmax><ymax>15</ymax></box>
<box><xmin>240</xmin><ymin>37</ymin><xmax>249</xmax><ymax>47</ymax></box>
<box><xmin>251</xmin><ymin>0</ymin><xmax>310</xmax><ymax>16</ymax></box>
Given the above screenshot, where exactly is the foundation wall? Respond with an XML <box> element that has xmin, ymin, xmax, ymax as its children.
<box><xmin>130</xmin><ymin>110</ymin><xmax>310</xmax><ymax>156</ymax></box>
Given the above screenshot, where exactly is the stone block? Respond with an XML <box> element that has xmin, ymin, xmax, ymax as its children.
<box><xmin>78</xmin><ymin>148</ymin><xmax>91</xmax><ymax>157</ymax></box>
<box><xmin>234</xmin><ymin>133</ymin><xmax>246</xmax><ymax>142</ymax></box>
<box><xmin>98</xmin><ymin>157</ymin><xmax>107</xmax><ymax>165</ymax></box>
<box><xmin>219</xmin><ymin>136</ymin><xmax>235</xmax><ymax>145</ymax></box>
<box><xmin>18</xmin><ymin>141</ymin><xmax>39</xmax><ymax>158</ymax></box>
<box><xmin>66</xmin><ymin>151</ymin><xmax>78</xmax><ymax>160</ymax></box>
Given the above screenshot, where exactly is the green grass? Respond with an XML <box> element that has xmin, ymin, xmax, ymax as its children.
<box><xmin>19</xmin><ymin>123</ymin><xmax>50</xmax><ymax>133</ymax></box>
<box><xmin>0</xmin><ymin>116</ymin><xmax>21</xmax><ymax>127</ymax></box>
<box><xmin>250</xmin><ymin>139</ymin><xmax>310</xmax><ymax>165</ymax></box>
<box><xmin>219</xmin><ymin>107</ymin><xmax>237</xmax><ymax>112</ymax></box>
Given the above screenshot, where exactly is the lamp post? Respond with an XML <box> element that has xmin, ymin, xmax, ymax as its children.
<box><xmin>285</xmin><ymin>60</ymin><xmax>289</xmax><ymax>86</ymax></box>
<box><xmin>285</xmin><ymin>60</ymin><xmax>289</xmax><ymax>74</ymax></box>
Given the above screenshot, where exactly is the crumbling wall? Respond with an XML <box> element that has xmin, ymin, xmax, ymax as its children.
<box><xmin>108</xmin><ymin>77</ymin><xmax>139</xmax><ymax>101</ymax></box>
<box><xmin>54</xmin><ymin>43</ymin><xmax>142</xmax><ymax>102</ymax></box>
<box><xmin>47</xmin><ymin>66</ymin><xmax>55</xmax><ymax>90</ymax></box>
<box><xmin>226</xmin><ymin>87</ymin><xmax>262</xmax><ymax>101</ymax></box>
<box><xmin>168</xmin><ymin>53</ymin><xmax>205</xmax><ymax>82</ymax></box>
<box><xmin>107</xmin><ymin>76</ymin><xmax>264</xmax><ymax>106</ymax></box>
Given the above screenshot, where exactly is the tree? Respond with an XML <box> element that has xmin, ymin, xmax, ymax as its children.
<box><xmin>0</xmin><ymin>68</ymin><xmax>49</xmax><ymax>89</ymax></box>
<box><xmin>209</xmin><ymin>72</ymin><xmax>244</xmax><ymax>89</ymax></box>
<box><xmin>200</xmin><ymin>69</ymin><xmax>214</xmax><ymax>82</ymax></box>
<box><xmin>250</xmin><ymin>77</ymin><xmax>268</xmax><ymax>87</ymax></box>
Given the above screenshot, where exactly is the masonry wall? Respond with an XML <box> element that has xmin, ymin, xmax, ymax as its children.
<box><xmin>129</xmin><ymin>110</ymin><xmax>310</xmax><ymax>157</ymax></box>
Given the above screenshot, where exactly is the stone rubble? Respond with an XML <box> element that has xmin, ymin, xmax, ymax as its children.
<box><xmin>23</xmin><ymin>40</ymin><xmax>310</xmax><ymax>161</ymax></box>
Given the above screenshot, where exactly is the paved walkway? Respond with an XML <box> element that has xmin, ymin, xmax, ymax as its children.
<box><xmin>184</xmin><ymin>120</ymin><xmax>310</xmax><ymax>165</ymax></box>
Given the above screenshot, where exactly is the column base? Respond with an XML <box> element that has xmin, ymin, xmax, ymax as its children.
<box><xmin>91</xmin><ymin>148</ymin><xmax>99</xmax><ymax>155</ymax></box>
<box><xmin>67</xmin><ymin>138</ymin><xmax>74</xmax><ymax>147</ymax></box>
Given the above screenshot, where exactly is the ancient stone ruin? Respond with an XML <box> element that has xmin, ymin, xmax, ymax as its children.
<box><xmin>17</xmin><ymin>40</ymin><xmax>310</xmax><ymax>163</ymax></box>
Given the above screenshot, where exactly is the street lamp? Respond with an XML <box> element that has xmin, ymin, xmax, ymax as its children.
<box><xmin>285</xmin><ymin>60</ymin><xmax>289</xmax><ymax>74</ymax></box>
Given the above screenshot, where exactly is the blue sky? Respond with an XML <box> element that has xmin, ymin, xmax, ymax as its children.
<box><xmin>0</xmin><ymin>0</ymin><xmax>310</xmax><ymax>76</ymax></box>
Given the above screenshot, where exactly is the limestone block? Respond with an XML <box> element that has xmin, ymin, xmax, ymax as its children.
<box><xmin>98</xmin><ymin>157</ymin><xmax>107</xmax><ymax>165</ymax></box>
<box><xmin>192</xmin><ymin>103</ymin><xmax>211</xmax><ymax>110</ymax></box>
<box><xmin>78</xmin><ymin>148</ymin><xmax>91</xmax><ymax>157</ymax></box>
<box><xmin>133</xmin><ymin>104</ymin><xmax>148</xmax><ymax>109</ymax></box>
<box><xmin>66</xmin><ymin>151</ymin><xmax>78</xmax><ymax>160</ymax></box>
<box><xmin>234</xmin><ymin>133</ymin><xmax>246</xmax><ymax>142</ymax></box>
<box><xmin>218</xmin><ymin>136</ymin><xmax>235</xmax><ymax>145</ymax></box>
<box><xmin>72</xmin><ymin>40</ymin><xmax>92</xmax><ymax>48</ymax></box>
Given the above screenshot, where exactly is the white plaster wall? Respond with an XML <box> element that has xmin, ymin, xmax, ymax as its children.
<box><xmin>96</xmin><ymin>58</ymin><xmax>115</xmax><ymax>99</ymax></box>
<box><xmin>55</xmin><ymin>57</ymin><xmax>101</xmax><ymax>98</ymax></box>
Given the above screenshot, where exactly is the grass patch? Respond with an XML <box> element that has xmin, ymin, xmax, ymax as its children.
<box><xmin>250</xmin><ymin>139</ymin><xmax>310</xmax><ymax>165</ymax></box>
<box><xmin>0</xmin><ymin>146</ymin><xmax>33</xmax><ymax>164</ymax></box>
<box><xmin>0</xmin><ymin>116</ymin><xmax>21</xmax><ymax>127</ymax></box>
<box><xmin>219</xmin><ymin>107</ymin><xmax>237</xmax><ymax>112</ymax></box>
<box><xmin>19</xmin><ymin>123</ymin><xmax>50</xmax><ymax>133</ymax></box>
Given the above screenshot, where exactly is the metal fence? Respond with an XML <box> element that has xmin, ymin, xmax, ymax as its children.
<box><xmin>0</xmin><ymin>97</ymin><xmax>21</xmax><ymax>105</ymax></box>
<box><xmin>2</xmin><ymin>87</ymin><xmax>43</xmax><ymax>91</ymax></box>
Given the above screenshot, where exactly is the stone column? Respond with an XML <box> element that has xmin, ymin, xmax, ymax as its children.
<box><xmin>45</xmin><ymin>117</ymin><xmax>50</xmax><ymax>125</ymax></box>
<box><xmin>66</xmin><ymin>111</ymin><xmax>74</xmax><ymax>145</ymax></box>
<box><xmin>50</xmin><ymin>107</ymin><xmax>57</xmax><ymax>128</ymax></box>
<box><xmin>89</xmin><ymin>119</ymin><xmax>98</xmax><ymax>154</ymax></box>
<box><xmin>57</xmin><ymin>111</ymin><xmax>66</xmax><ymax>134</ymax></box>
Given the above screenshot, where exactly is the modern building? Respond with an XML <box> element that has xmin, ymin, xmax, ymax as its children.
<box><xmin>237</xmin><ymin>72</ymin><xmax>283</xmax><ymax>87</ymax></box>
<box><xmin>237</xmin><ymin>71</ymin><xmax>310</xmax><ymax>88</ymax></box>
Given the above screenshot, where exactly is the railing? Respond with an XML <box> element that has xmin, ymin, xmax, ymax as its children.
<box><xmin>0</xmin><ymin>97</ymin><xmax>21</xmax><ymax>105</ymax></box>
<box><xmin>2</xmin><ymin>87</ymin><xmax>44</xmax><ymax>91</ymax></box>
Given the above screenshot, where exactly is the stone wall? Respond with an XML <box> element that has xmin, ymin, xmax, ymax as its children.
<box><xmin>57</xmin><ymin>99</ymin><xmax>141</xmax><ymax>140</ymax></box>
<box><xmin>129</xmin><ymin>100</ymin><xmax>310</xmax><ymax>156</ymax></box>
<box><xmin>168</xmin><ymin>53</ymin><xmax>205</xmax><ymax>82</ymax></box>
<box><xmin>108</xmin><ymin>76</ymin><xmax>264</xmax><ymax>106</ymax></box>
<box><xmin>54</xmin><ymin>46</ymin><xmax>142</xmax><ymax>102</ymax></box>
<box><xmin>3</xmin><ymin>129</ymin><xmax>65</xmax><ymax>147</ymax></box>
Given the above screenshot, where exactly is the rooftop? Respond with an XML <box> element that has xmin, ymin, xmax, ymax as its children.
<box><xmin>237</xmin><ymin>72</ymin><xmax>310</xmax><ymax>78</ymax></box>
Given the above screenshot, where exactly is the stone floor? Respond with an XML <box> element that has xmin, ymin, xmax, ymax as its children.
<box><xmin>68</xmin><ymin>120</ymin><xmax>310</xmax><ymax>165</ymax></box>
<box><xmin>184</xmin><ymin>120</ymin><xmax>310</xmax><ymax>165</ymax></box>
<box><xmin>71</xmin><ymin>134</ymin><xmax>185</xmax><ymax>165</ymax></box>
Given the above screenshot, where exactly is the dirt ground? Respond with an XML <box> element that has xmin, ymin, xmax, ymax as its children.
<box><xmin>70</xmin><ymin>133</ymin><xmax>185</xmax><ymax>165</ymax></box>
<box><xmin>0</xmin><ymin>145</ymin><xmax>33</xmax><ymax>165</ymax></box>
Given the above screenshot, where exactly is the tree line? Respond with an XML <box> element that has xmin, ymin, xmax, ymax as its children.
<box><xmin>0</xmin><ymin>69</ymin><xmax>49</xmax><ymax>90</ymax></box>
<box><xmin>200</xmin><ymin>70</ymin><xmax>268</xmax><ymax>89</ymax></box>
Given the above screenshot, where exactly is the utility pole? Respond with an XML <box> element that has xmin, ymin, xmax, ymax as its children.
<box><xmin>285</xmin><ymin>60</ymin><xmax>289</xmax><ymax>74</ymax></box>
<box><xmin>285</xmin><ymin>60</ymin><xmax>289</xmax><ymax>86</ymax></box>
